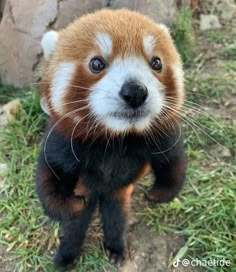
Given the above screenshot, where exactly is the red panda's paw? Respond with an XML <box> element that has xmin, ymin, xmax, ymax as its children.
<box><xmin>145</xmin><ymin>188</ymin><xmax>178</xmax><ymax>203</ymax></box>
<box><xmin>54</xmin><ymin>250</ymin><xmax>76</xmax><ymax>271</ymax></box>
<box><xmin>104</xmin><ymin>242</ymin><xmax>127</xmax><ymax>267</ymax></box>
<box><xmin>70</xmin><ymin>196</ymin><xmax>88</xmax><ymax>213</ymax></box>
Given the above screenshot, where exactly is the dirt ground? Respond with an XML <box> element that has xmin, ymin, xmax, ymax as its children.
<box><xmin>101</xmin><ymin>184</ymin><xmax>200</xmax><ymax>272</ymax></box>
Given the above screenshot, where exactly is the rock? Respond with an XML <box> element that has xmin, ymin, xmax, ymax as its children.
<box><xmin>0</xmin><ymin>0</ymin><xmax>6</xmax><ymax>20</ymax></box>
<box><xmin>110</xmin><ymin>0</ymin><xmax>178</xmax><ymax>26</ymax></box>
<box><xmin>0</xmin><ymin>0</ymin><xmax>181</xmax><ymax>88</ymax></box>
<box><xmin>222</xmin><ymin>148</ymin><xmax>231</xmax><ymax>158</ymax></box>
<box><xmin>180</xmin><ymin>0</ymin><xmax>191</xmax><ymax>6</ymax></box>
<box><xmin>0</xmin><ymin>99</ymin><xmax>21</xmax><ymax>126</ymax></box>
<box><xmin>0</xmin><ymin>0</ymin><xmax>109</xmax><ymax>88</ymax></box>
<box><xmin>218</xmin><ymin>0</ymin><xmax>236</xmax><ymax>22</ymax></box>
<box><xmin>0</xmin><ymin>163</ymin><xmax>8</xmax><ymax>176</ymax></box>
<box><xmin>0</xmin><ymin>163</ymin><xmax>8</xmax><ymax>191</ymax></box>
<box><xmin>200</xmin><ymin>14</ymin><xmax>222</xmax><ymax>31</ymax></box>
<box><xmin>55</xmin><ymin>0</ymin><xmax>110</xmax><ymax>30</ymax></box>
<box><xmin>0</xmin><ymin>109</ymin><xmax>8</xmax><ymax>128</ymax></box>
<box><xmin>0</xmin><ymin>0</ymin><xmax>58</xmax><ymax>88</ymax></box>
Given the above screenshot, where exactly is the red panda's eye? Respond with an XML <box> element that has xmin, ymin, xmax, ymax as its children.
<box><xmin>151</xmin><ymin>57</ymin><xmax>162</xmax><ymax>72</ymax></box>
<box><xmin>89</xmin><ymin>57</ymin><xmax>107</xmax><ymax>73</ymax></box>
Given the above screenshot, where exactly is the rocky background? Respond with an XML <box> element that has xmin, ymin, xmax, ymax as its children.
<box><xmin>0</xmin><ymin>0</ymin><xmax>235</xmax><ymax>88</ymax></box>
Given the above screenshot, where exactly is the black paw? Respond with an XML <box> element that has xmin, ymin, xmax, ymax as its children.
<box><xmin>145</xmin><ymin>188</ymin><xmax>178</xmax><ymax>203</ymax></box>
<box><xmin>104</xmin><ymin>242</ymin><xmax>126</xmax><ymax>266</ymax></box>
<box><xmin>54</xmin><ymin>250</ymin><xmax>76</xmax><ymax>271</ymax></box>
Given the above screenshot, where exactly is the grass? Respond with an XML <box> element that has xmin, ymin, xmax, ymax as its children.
<box><xmin>142</xmin><ymin>150</ymin><xmax>236</xmax><ymax>265</ymax></box>
<box><xmin>0</xmin><ymin>91</ymin><xmax>115</xmax><ymax>271</ymax></box>
<box><xmin>221</xmin><ymin>43</ymin><xmax>236</xmax><ymax>59</ymax></box>
<box><xmin>0</xmin><ymin>11</ymin><xmax>236</xmax><ymax>272</ymax></box>
<box><xmin>140</xmin><ymin>26</ymin><xmax>236</xmax><ymax>271</ymax></box>
<box><xmin>207</xmin><ymin>31</ymin><xmax>224</xmax><ymax>43</ymax></box>
<box><xmin>142</xmin><ymin>138</ymin><xmax>236</xmax><ymax>271</ymax></box>
<box><xmin>171</xmin><ymin>7</ymin><xmax>195</xmax><ymax>66</ymax></box>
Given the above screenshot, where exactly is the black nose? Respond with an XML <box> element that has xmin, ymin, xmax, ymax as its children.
<box><xmin>119</xmin><ymin>81</ymin><xmax>148</xmax><ymax>109</ymax></box>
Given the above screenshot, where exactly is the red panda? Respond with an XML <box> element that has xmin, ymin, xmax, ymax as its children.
<box><xmin>36</xmin><ymin>9</ymin><xmax>186</xmax><ymax>270</ymax></box>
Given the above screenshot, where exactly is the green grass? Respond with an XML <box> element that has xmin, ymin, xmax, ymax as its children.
<box><xmin>207</xmin><ymin>31</ymin><xmax>224</xmax><ymax>43</ymax></box>
<box><xmin>0</xmin><ymin>82</ymin><xmax>25</xmax><ymax>104</ymax></box>
<box><xmin>221</xmin><ymin>43</ymin><xmax>236</xmax><ymax>59</ymax></box>
<box><xmin>0</xmin><ymin>91</ymin><xmax>115</xmax><ymax>271</ymax></box>
<box><xmin>142</xmin><ymin>147</ymin><xmax>236</xmax><ymax>271</ymax></box>
<box><xmin>171</xmin><ymin>7</ymin><xmax>195</xmax><ymax>66</ymax></box>
<box><xmin>140</xmin><ymin>26</ymin><xmax>236</xmax><ymax>272</ymax></box>
<box><xmin>0</xmin><ymin>91</ymin><xmax>51</xmax><ymax>271</ymax></box>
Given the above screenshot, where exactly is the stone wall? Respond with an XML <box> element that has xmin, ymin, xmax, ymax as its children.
<box><xmin>0</xmin><ymin>0</ymin><xmax>184</xmax><ymax>88</ymax></box>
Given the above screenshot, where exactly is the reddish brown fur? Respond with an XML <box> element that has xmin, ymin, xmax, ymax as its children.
<box><xmin>133</xmin><ymin>163</ymin><xmax>151</xmax><ymax>183</ymax></box>
<box><xmin>113</xmin><ymin>185</ymin><xmax>134</xmax><ymax>214</ymax></box>
<box><xmin>113</xmin><ymin>163</ymin><xmax>150</xmax><ymax>214</ymax></box>
<box><xmin>40</xmin><ymin>9</ymin><xmax>183</xmax><ymax>140</ymax></box>
<box><xmin>147</xmin><ymin>156</ymin><xmax>186</xmax><ymax>202</ymax></box>
<box><xmin>73</xmin><ymin>177</ymin><xmax>89</xmax><ymax>198</ymax></box>
<box><xmin>37</xmin><ymin>166</ymin><xmax>86</xmax><ymax>219</ymax></box>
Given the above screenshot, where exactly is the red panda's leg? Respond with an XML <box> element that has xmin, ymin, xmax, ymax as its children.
<box><xmin>146</xmin><ymin>141</ymin><xmax>186</xmax><ymax>203</ymax></box>
<box><xmin>99</xmin><ymin>185</ymin><xmax>134</xmax><ymax>266</ymax></box>
<box><xmin>36</xmin><ymin>159</ymin><xmax>86</xmax><ymax>221</ymax></box>
<box><xmin>54</xmin><ymin>196</ymin><xmax>98</xmax><ymax>269</ymax></box>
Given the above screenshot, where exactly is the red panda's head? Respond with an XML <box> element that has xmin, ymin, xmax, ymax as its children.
<box><xmin>40</xmin><ymin>9</ymin><xmax>184</xmax><ymax>139</ymax></box>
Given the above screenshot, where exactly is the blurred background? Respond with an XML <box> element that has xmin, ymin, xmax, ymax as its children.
<box><xmin>0</xmin><ymin>1</ymin><xmax>235</xmax><ymax>272</ymax></box>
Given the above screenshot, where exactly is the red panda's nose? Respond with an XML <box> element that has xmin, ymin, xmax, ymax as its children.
<box><xmin>119</xmin><ymin>81</ymin><xmax>148</xmax><ymax>109</ymax></box>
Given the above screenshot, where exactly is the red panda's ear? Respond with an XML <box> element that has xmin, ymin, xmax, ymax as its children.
<box><xmin>41</xmin><ymin>30</ymin><xmax>58</xmax><ymax>59</ymax></box>
<box><xmin>158</xmin><ymin>24</ymin><xmax>170</xmax><ymax>35</ymax></box>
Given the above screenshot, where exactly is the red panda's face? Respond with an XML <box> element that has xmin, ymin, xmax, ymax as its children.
<box><xmin>41</xmin><ymin>9</ymin><xmax>184</xmax><ymax>139</ymax></box>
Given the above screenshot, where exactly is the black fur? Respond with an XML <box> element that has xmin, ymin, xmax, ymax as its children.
<box><xmin>54</xmin><ymin>196</ymin><xmax>98</xmax><ymax>269</ymax></box>
<box><xmin>36</xmin><ymin>124</ymin><xmax>186</xmax><ymax>269</ymax></box>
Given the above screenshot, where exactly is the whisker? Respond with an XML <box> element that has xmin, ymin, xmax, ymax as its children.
<box><xmin>151</xmin><ymin>117</ymin><xmax>182</xmax><ymax>155</ymax></box>
<box><xmin>31</xmin><ymin>81</ymin><xmax>109</xmax><ymax>94</ymax></box>
<box><xmin>26</xmin><ymin>100</ymin><xmax>90</xmax><ymax>137</ymax></box>
<box><xmin>84</xmin><ymin>115</ymin><xmax>99</xmax><ymax>142</ymax></box>
<box><xmin>163</xmin><ymin>103</ymin><xmax>227</xmax><ymax>149</ymax></box>
<box><xmin>161</xmin><ymin>104</ymin><xmax>202</xmax><ymax>143</ymax></box>
<box><xmin>103</xmin><ymin>130</ymin><xmax>112</xmax><ymax>163</ymax></box>
<box><xmin>160</xmin><ymin>104</ymin><xmax>202</xmax><ymax>144</ymax></box>
<box><xmin>70</xmin><ymin>112</ymin><xmax>93</xmax><ymax>163</ymax></box>
<box><xmin>87</xmin><ymin>118</ymin><xmax>105</xmax><ymax>147</ymax></box>
<box><xmin>165</xmin><ymin>98</ymin><xmax>232</xmax><ymax>140</ymax></box>
<box><xmin>43</xmin><ymin>108</ymin><xmax>87</xmax><ymax>180</ymax></box>
<box><xmin>165</xmin><ymin>99</ymin><xmax>232</xmax><ymax>142</ymax></box>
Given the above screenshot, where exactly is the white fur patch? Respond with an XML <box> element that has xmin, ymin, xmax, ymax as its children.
<box><xmin>40</xmin><ymin>97</ymin><xmax>50</xmax><ymax>115</ymax></box>
<box><xmin>143</xmin><ymin>35</ymin><xmax>156</xmax><ymax>57</ymax></box>
<box><xmin>51</xmin><ymin>63</ymin><xmax>76</xmax><ymax>113</ymax></box>
<box><xmin>95</xmin><ymin>32</ymin><xmax>112</xmax><ymax>56</ymax></box>
<box><xmin>158</xmin><ymin>24</ymin><xmax>170</xmax><ymax>34</ymax></box>
<box><xmin>89</xmin><ymin>57</ymin><xmax>165</xmax><ymax>133</ymax></box>
<box><xmin>41</xmin><ymin>30</ymin><xmax>58</xmax><ymax>59</ymax></box>
<box><xmin>172</xmin><ymin>64</ymin><xmax>184</xmax><ymax>104</ymax></box>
